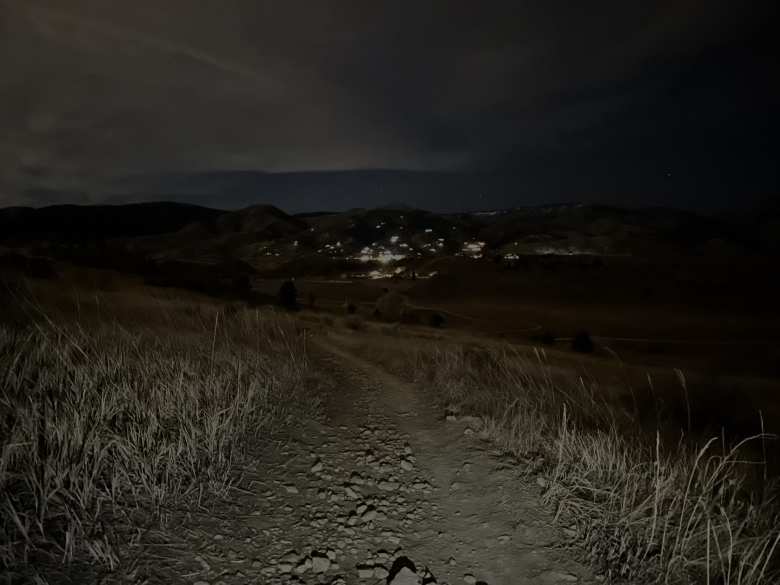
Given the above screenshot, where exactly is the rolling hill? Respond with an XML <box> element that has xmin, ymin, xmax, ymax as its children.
<box><xmin>0</xmin><ymin>202</ymin><xmax>223</xmax><ymax>243</ymax></box>
<box><xmin>1</xmin><ymin>202</ymin><xmax>776</xmax><ymax>280</ymax></box>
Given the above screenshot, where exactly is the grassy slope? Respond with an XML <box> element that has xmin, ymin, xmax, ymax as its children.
<box><xmin>0</xmin><ymin>276</ymin><xmax>316</xmax><ymax>582</ymax></box>
<box><xmin>329</xmin><ymin>329</ymin><xmax>780</xmax><ymax>584</ymax></box>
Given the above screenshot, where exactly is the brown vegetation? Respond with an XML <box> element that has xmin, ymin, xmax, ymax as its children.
<box><xmin>329</xmin><ymin>331</ymin><xmax>780</xmax><ymax>584</ymax></box>
<box><xmin>0</xmin><ymin>277</ymin><xmax>315</xmax><ymax>582</ymax></box>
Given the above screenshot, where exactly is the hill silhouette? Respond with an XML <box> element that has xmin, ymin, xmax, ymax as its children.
<box><xmin>0</xmin><ymin>202</ymin><xmax>222</xmax><ymax>243</ymax></box>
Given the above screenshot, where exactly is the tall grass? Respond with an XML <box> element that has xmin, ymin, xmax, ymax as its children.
<box><xmin>342</xmin><ymin>335</ymin><xmax>780</xmax><ymax>584</ymax></box>
<box><xmin>0</xmin><ymin>283</ymin><xmax>313</xmax><ymax>579</ymax></box>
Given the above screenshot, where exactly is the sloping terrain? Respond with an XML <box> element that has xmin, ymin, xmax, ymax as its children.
<box><xmin>0</xmin><ymin>202</ymin><xmax>222</xmax><ymax>243</ymax></box>
<box><xmin>474</xmin><ymin>204</ymin><xmax>755</xmax><ymax>256</ymax></box>
<box><xmin>1</xmin><ymin>202</ymin><xmax>777</xmax><ymax>288</ymax></box>
<box><xmin>134</xmin><ymin>205</ymin><xmax>309</xmax><ymax>263</ymax></box>
<box><xmin>139</xmin><ymin>333</ymin><xmax>592</xmax><ymax>585</ymax></box>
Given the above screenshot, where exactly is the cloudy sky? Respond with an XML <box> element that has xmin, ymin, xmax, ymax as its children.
<box><xmin>0</xmin><ymin>0</ymin><xmax>776</xmax><ymax>211</ymax></box>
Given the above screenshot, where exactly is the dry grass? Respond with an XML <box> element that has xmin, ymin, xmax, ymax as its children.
<box><xmin>0</xmin><ymin>278</ymin><xmax>315</xmax><ymax>581</ymax></box>
<box><xmin>342</xmin><ymin>334</ymin><xmax>780</xmax><ymax>584</ymax></box>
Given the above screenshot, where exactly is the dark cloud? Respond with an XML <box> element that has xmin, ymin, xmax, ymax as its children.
<box><xmin>0</xmin><ymin>0</ymin><xmax>776</xmax><ymax>210</ymax></box>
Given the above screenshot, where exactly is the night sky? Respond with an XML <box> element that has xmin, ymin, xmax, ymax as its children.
<box><xmin>1</xmin><ymin>0</ymin><xmax>777</xmax><ymax>212</ymax></box>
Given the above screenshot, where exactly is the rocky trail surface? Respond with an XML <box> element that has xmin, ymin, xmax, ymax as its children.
<box><xmin>150</xmin><ymin>335</ymin><xmax>593</xmax><ymax>585</ymax></box>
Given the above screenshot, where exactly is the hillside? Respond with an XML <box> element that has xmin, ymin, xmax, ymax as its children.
<box><xmin>0</xmin><ymin>202</ymin><xmax>222</xmax><ymax>243</ymax></box>
<box><xmin>473</xmin><ymin>204</ymin><xmax>755</xmax><ymax>257</ymax></box>
<box><xmin>129</xmin><ymin>204</ymin><xmax>309</xmax><ymax>265</ymax></box>
<box><xmin>1</xmin><ymin>202</ymin><xmax>776</xmax><ymax>278</ymax></box>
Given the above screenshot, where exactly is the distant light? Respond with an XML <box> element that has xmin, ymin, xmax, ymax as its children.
<box><xmin>377</xmin><ymin>251</ymin><xmax>405</xmax><ymax>264</ymax></box>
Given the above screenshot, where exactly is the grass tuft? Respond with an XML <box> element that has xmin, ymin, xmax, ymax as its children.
<box><xmin>0</xmin><ymin>285</ymin><xmax>313</xmax><ymax>579</ymax></box>
<box><xmin>345</xmin><ymin>336</ymin><xmax>780</xmax><ymax>584</ymax></box>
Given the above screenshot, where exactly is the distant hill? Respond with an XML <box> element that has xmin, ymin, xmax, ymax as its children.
<box><xmin>126</xmin><ymin>204</ymin><xmax>310</xmax><ymax>266</ymax></box>
<box><xmin>0</xmin><ymin>201</ymin><xmax>775</xmax><ymax>278</ymax></box>
<box><xmin>211</xmin><ymin>205</ymin><xmax>308</xmax><ymax>238</ymax></box>
<box><xmin>0</xmin><ymin>202</ymin><xmax>223</xmax><ymax>242</ymax></box>
<box><xmin>472</xmin><ymin>204</ymin><xmax>754</xmax><ymax>257</ymax></box>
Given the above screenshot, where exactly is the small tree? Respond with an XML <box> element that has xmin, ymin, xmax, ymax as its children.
<box><xmin>572</xmin><ymin>330</ymin><xmax>594</xmax><ymax>353</ymax></box>
<box><xmin>278</xmin><ymin>279</ymin><xmax>298</xmax><ymax>311</ymax></box>
<box><xmin>429</xmin><ymin>312</ymin><xmax>445</xmax><ymax>328</ymax></box>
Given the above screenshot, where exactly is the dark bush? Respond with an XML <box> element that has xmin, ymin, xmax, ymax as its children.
<box><xmin>232</xmin><ymin>274</ymin><xmax>252</xmax><ymax>296</ymax></box>
<box><xmin>429</xmin><ymin>312</ymin><xmax>446</xmax><ymax>328</ymax></box>
<box><xmin>278</xmin><ymin>279</ymin><xmax>298</xmax><ymax>310</ymax></box>
<box><xmin>572</xmin><ymin>330</ymin><xmax>594</xmax><ymax>353</ymax></box>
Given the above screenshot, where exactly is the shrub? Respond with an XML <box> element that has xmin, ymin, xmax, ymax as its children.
<box><xmin>572</xmin><ymin>330</ymin><xmax>594</xmax><ymax>353</ymax></box>
<box><xmin>428</xmin><ymin>312</ymin><xmax>446</xmax><ymax>328</ymax></box>
<box><xmin>278</xmin><ymin>279</ymin><xmax>298</xmax><ymax>310</ymax></box>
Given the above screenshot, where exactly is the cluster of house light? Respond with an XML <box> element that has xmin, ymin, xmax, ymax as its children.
<box><xmin>356</xmin><ymin>245</ymin><xmax>407</xmax><ymax>264</ymax></box>
<box><xmin>532</xmin><ymin>246</ymin><xmax>593</xmax><ymax>255</ymax></box>
<box><xmin>318</xmin><ymin>241</ymin><xmax>344</xmax><ymax>254</ymax></box>
<box><xmin>459</xmin><ymin>240</ymin><xmax>486</xmax><ymax>258</ymax></box>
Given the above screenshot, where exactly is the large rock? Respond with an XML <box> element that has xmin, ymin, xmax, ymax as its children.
<box><xmin>387</xmin><ymin>557</ymin><xmax>423</xmax><ymax>585</ymax></box>
<box><xmin>389</xmin><ymin>567</ymin><xmax>421</xmax><ymax>585</ymax></box>
<box><xmin>311</xmin><ymin>553</ymin><xmax>331</xmax><ymax>573</ymax></box>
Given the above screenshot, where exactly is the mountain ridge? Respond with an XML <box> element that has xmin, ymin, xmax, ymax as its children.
<box><xmin>1</xmin><ymin>201</ymin><xmax>776</xmax><ymax>262</ymax></box>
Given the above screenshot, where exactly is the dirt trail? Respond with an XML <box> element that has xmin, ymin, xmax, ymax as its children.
<box><xmin>156</xmin><ymin>334</ymin><xmax>593</xmax><ymax>585</ymax></box>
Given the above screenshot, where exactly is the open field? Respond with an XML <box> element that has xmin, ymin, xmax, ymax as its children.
<box><xmin>2</xmin><ymin>0</ymin><xmax>778</xmax><ymax>579</ymax></box>
<box><xmin>258</xmin><ymin>253</ymin><xmax>780</xmax><ymax>379</ymax></box>
<box><xmin>0</xmin><ymin>274</ymin><xmax>316</xmax><ymax>582</ymax></box>
<box><xmin>1</xmin><ymin>262</ymin><xmax>778</xmax><ymax>584</ymax></box>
